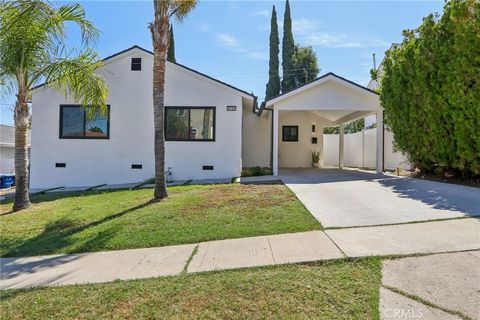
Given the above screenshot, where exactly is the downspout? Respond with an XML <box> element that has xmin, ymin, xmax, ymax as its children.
<box><xmin>382</xmin><ymin>110</ymin><xmax>385</xmax><ymax>172</ymax></box>
<box><xmin>251</xmin><ymin>96</ymin><xmax>258</xmax><ymax>114</ymax></box>
<box><xmin>269</xmin><ymin>106</ymin><xmax>273</xmax><ymax>168</ymax></box>
<box><xmin>256</xmin><ymin>101</ymin><xmax>274</xmax><ymax>169</ymax></box>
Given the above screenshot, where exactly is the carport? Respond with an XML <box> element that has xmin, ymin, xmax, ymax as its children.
<box><xmin>263</xmin><ymin>73</ymin><xmax>384</xmax><ymax>175</ymax></box>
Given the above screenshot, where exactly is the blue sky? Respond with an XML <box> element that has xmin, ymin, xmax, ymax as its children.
<box><xmin>0</xmin><ymin>0</ymin><xmax>444</xmax><ymax>125</ymax></box>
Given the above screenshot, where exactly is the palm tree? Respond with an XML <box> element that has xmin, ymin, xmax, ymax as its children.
<box><xmin>0</xmin><ymin>0</ymin><xmax>108</xmax><ymax>211</ymax></box>
<box><xmin>149</xmin><ymin>0</ymin><xmax>196</xmax><ymax>199</ymax></box>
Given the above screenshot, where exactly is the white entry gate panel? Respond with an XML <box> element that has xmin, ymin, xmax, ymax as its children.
<box><xmin>323</xmin><ymin>128</ymin><xmax>410</xmax><ymax>171</ymax></box>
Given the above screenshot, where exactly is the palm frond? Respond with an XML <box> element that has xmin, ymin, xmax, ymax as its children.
<box><xmin>42</xmin><ymin>50</ymin><xmax>108</xmax><ymax>115</ymax></box>
<box><xmin>55</xmin><ymin>3</ymin><xmax>99</xmax><ymax>46</ymax></box>
<box><xmin>169</xmin><ymin>0</ymin><xmax>197</xmax><ymax>21</ymax></box>
<box><xmin>1</xmin><ymin>0</ymin><xmax>105</xmax><ymax>104</ymax></box>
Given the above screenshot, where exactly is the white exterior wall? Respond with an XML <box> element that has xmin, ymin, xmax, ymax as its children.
<box><xmin>241</xmin><ymin>108</ymin><xmax>271</xmax><ymax>168</ymax></box>
<box><xmin>274</xmin><ymin>80</ymin><xmax>379</xmax><ymax>114</ymax></box>
<box><xmin>278</xmin><ymin>111</ymin><xmax>329</xmax><ymax>168</ymax></box>
<box><xmin>30</xmin><ymin>48</ymin><xmax>247</xmax><ymax>188</ymax></box>
<box><xmin>0</xmin><ymin>146</ymin><xmax>15</xmax><ymax>174</ymax></box>
<box><xmin>323</xmin><ymin>128</ymin><xmax>409</xmax><ymax>170</ymax></box>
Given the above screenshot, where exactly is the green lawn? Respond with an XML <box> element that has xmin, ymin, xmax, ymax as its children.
<box><xmin>0</xmin><ymin>184</ymin><xmax>321</xmax><ymax>257</ymax></box>
<box><xmin>0</xmin><ymin>259</ymin><xmax>381</xmax><ymax>319</ymax></box>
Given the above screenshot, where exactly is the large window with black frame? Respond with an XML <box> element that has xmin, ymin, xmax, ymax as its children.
<box><xmin>59</xmin><ymin>105</ymin><xmax>110</xmax><ymax>139</ymax></box>
<box><xmin>282</xmin><ymin>125</ymin><xmax>298</xmax><ymax>142</ymax></box>
<box><xmin>164</xmin><ymin>107</ymin><xmax>215</xmax><ymax>141</ymax></box>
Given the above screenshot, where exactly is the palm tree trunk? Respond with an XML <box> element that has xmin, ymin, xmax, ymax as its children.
<box><xmin>13</xmin><ymin>90</ymin><xmax>31</xmax><ymax>211</ymax></box>
<box><xmin>150</xmin><ymin>1</ymin><xmax>170</xmax><ymax>199</ymax></box>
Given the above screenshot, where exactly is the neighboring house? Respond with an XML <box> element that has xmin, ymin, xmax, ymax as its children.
<box><xmin>0</xmin><ymin>124</ymin><xmax>31</xmax><ymax>174</ymax></box>
<box><xmin>30</xmin><ymin>45</ymin><xmax>384</xmax><ymax>189</ymax></box>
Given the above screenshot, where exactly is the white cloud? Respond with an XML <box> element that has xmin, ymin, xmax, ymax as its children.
<box><xmin>304</xmin><ymin>32</ymin><xmax>389</xmax><ymax>48</ymax></box>
<box><xmin>251</xmin><ymin>9</ymin><xmax>270</xmax><ymax>18</ymax></box>
<box><xmin>228</xmin><ymin>0</ymin><xmax>240</xmax><ymax>11</ymax></box>
<box><xmin>198</xmin><ymin>22</ymin><xmax>209</xmax><ymax>33</ymax></box>
<box><xmin>258</xmin><ymin>24</ymin><xmax>270</xmax><ymax>32</ymax></box>
<box><xmin>293</xmin><ymin>18</ymin><xmax>317</xmax><ymax>34</ymax></box>
<box><xmin>244</xmin><ymin>51</ymin><xmax>268</xmax><ymax>61</ymax></box>
<box><xmin>292</xmin><ymin>17</ymin><xmax>388</xmax><ymax>49</ymax></box>
<box><xmin>215</xmin><ymin>33</ymin><xmax>267</xmax><ymax>61</ymax></box>
<box><xmin>216</xmin><ymin>33</ymin><xmax>238</xmax><ymax>48</ymax></box>
<box><xmin>304</xmin><ymin>33</ymin><xmax>362</xmax><ymax>48</ymax></box>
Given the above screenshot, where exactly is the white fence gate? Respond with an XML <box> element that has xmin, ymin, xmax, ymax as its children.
<box><xmin>323</xmin><ymin>128</ymin><xmax>410</xmax><ymax>171</ymax></box>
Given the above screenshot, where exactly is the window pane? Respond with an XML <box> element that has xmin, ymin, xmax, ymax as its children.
<box><xmin>190</xmin><ymin>109</ymin><xmax>214</xmax><ymax>140</ymax></box>
<box><xmin>85</xmin><ymin>115</ymin><xmax>108</xmax><ymax>138</ymax></box>
<box><xmin>165</xmin><ymin>108</ymin><xmax>189</xmax><ymax>140</ymax></box>
<box><xmin>62</xmin><ymin>107</ymin><xmax>84</xmax><ymax>137</ymax></box>
<box><xmin>283</xmin><ymin>126</ymin><xmax>298</xmax><ymax>141</ymax></box>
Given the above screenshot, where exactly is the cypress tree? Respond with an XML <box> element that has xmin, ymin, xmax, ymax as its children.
<box><xmin>167</xmin><ymin>25</ymin><xmax>176</xmax><ymax>63</ymax></box>
<box><xmin>282</xmin><ymin>0</ymin><xmax>295</xmax><ymax>92</ymax></box>
<box><xmin>265</xmin><ymin>5</ymin><xmax>281</xmax><ymax>99</ymax></box>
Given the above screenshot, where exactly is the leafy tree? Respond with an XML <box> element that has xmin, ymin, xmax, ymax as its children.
<box><xmin>265</xmin><ymin>5</ymin><xmax>280</xmax><ymax>99</ymax></box>
<box><xmin>0</xmin><ymin>0</ymin><xmax>108</xmax><ymax>211</ymax></box>
<box><xmin>150</xmin><ymin>0</ymin><xmax>196</xmax><ymax>199</ymax></box>
<box><xmin>167</xmin><ymin>25</ymin><xmax>176</xmax><ymax>63</ymax></box>
<box><xmin>292</xmin><ymin>44</ymin><xmax>320</xmax><ymax>86</ymax></box>
<box><xmin>281</xmin><ymin>0</ymin><xmax>295</xmax><ymax>92</ymax></box>
<box><xmin>381</xmin><ymin>0</ymin><xmax>480</xmax><ymax>177</ymax></box>
<box><xmin>323</xmin><ymin>119</ymin><xmax>365</xmax><ymax>134</ymax></box>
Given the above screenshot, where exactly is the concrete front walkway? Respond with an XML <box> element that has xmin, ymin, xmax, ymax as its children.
<box><xmin>326</xmin><ymin>218</ymin><xmax>480</xmax><ymax>257</ymax></box>
<box><xmin>2</xmin><ymin>218</ymin><xmax>479</xmax><ymax>290</ymax></box>
<box><xmin>281</xmin><ymin>168</ymin><xmax>480</xmax><ymax>228</ymax></box>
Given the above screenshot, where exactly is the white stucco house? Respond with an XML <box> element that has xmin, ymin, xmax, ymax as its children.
<box><xmin>30</xmin><ymin>45</ymin><xmax>384</xmax><ymax>189</ymax></box>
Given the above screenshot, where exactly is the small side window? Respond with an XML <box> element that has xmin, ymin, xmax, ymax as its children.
<box><xmin>131</xmin><ymin>58</ymin><xmax>142</xmax><ymax>71</ymax></box>
<box><xmin>282</xmin><ymin>126</ymin><xmax>299</xmax><ymax>142</ymax></box>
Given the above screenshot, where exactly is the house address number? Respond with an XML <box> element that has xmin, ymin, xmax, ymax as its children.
<box><xmin>226</xmin><ymin>106</ymin><xmax>237</xmax><ymax>111</ymax></box>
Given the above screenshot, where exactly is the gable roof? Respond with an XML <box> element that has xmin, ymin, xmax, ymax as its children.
<box><xmin>32</xmin><ymin>45</ymin><xmax>256</xmax><ymax>100</ymax></box>
<box><xmin>265</xmin><ymin>72</ymin><xmax>378</xmax><ymax>106</ymax></box>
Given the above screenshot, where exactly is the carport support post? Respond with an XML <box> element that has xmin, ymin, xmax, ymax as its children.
<box><xmin>339</xmin><ymin>124</ymin><xmax>345</xmax><ymax>169</ymax></box>
<box><xmin>273</xmin><ymin>108</ymin><xmax>279</xmax><ymax>175</ymax></box>
<box><xmin>376</xmin><ymin>111</ymin><xmax>384</xmax><ymax>173</ymax></box>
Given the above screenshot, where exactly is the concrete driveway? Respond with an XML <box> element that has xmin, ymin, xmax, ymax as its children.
<box><xmin>280</xmin><ymin>168</ymin><xmax>480</xmax><ymax>228</ymax></box>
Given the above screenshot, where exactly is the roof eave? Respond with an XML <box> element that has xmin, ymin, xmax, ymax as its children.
<box><xmin>264</xmin><ymin>72</ymin><xmax>379</xmax><ymax>107</ymax></box>
<box><xmin>31</xmin><ymin>45</ymin><xmax>256</xmax><ymax>100</ymax></box>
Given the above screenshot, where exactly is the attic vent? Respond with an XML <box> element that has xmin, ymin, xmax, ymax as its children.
<box><xmin>131</xmin><ymin>58</ymin><xmax>142</xmax><ymax>71</ymax></box>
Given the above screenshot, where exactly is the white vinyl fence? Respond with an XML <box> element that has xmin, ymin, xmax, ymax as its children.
<box><xmin>323</xmin><ymin>128</ymin><xmax>410</xmax><ymax>170</ymax></box>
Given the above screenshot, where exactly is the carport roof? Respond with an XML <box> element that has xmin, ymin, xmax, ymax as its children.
<box><xmin>264</xmin><ymin>72</ymin><xmax>378</xmax><ymax>107</ymax></box>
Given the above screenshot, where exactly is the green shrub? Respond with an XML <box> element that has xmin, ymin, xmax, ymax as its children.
<box><xmin>241</xmin><ymin>167</ymin><xmax>273</xmax><ymax>177</ymax></box>
<box><xmin>380</xmin><ymin>0</ymin><xmax>480</xmax><ymax>177</ymax></box>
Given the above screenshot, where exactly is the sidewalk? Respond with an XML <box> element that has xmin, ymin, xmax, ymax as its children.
<box><xmin>1</xmin><ymin>218</ymin><xmax>479</xmax><ymax>290</ymax></box>
<box><xmin>380</xmin><ymin>251</ymin><xmax>480</xmax><ymax>320</ymax></box>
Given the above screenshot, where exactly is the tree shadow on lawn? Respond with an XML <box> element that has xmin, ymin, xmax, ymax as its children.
<box><xmin>2</xmin><ymin>198</ymin><xmax>160</xmax><ymax>258</ymax></box>
<box><xmin>0</xmin><ymin>189</ymin><xmax>143</xmax><ymax>216</ymax></box>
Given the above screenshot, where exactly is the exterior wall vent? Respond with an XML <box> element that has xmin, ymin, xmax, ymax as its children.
<box><xmin>131</xmin><ymin>58</ymin><xmax>141</xmax><ymax>71</ymax></box>
<box><xmin>131</xmin><ymin>164</ymin><xmax>142</xmax><ymax>169</ymax></box>
<box><xmin>202</xmin><ymin>165</ymin><xmax>214</xmax><ymax>170</ymax></box>
<box><xmin>55</xmin><ymin>163</ymin><xmax>66</xmax><ymax>168</ymax></box>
